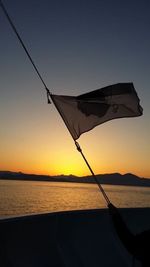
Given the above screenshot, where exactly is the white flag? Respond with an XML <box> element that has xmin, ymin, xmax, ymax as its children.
<box><xmin>51</xmin><ymin>83</ymin><xmax>143</xmax><ymax>140</ymax></box>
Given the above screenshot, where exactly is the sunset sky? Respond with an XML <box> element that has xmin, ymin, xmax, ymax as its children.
<box><xmin>0</xmin><ymin>0</ymin><xmax>150</xmax><ymax>178</ymax></box>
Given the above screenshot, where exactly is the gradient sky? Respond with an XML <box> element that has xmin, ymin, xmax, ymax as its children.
<box><xmin>0</xmin><ymin>0</ymin><xmax>150</xmax><ymax>177</ymax></box>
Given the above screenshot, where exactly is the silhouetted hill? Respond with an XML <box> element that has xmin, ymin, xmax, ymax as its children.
<box><xmin>0</xmin><ymin>171</ymin><xmax>150</xmax><ymax>187</ymax></box>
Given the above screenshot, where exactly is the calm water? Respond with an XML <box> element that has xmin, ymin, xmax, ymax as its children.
<box><xmin>0</xmin><ymin>179</ymin><xmax>150</xmax><ymax>218</ymax></box>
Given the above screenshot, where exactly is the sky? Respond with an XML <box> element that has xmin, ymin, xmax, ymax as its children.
<box><xmin>0</xmin><ymin>0</ymin><xmax>150</xmax><ymax>178</ymax></box>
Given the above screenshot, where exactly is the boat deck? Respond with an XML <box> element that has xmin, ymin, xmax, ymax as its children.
<box><xmin>0</xmin><ymin>208</ymin><xmax>149</xmax><ymax>266</ymax></box>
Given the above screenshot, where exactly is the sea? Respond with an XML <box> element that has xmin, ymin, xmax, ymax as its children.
<box><xmin>0</xmin><ymin>179</ymin><xmax>150</xmax><ymax>219</ymax></box>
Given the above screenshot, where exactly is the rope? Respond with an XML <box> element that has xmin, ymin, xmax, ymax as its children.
<box><xmin>0</xmin><ymin>0</ymin><xmax>51</xmax><ymax>103</ymax></box>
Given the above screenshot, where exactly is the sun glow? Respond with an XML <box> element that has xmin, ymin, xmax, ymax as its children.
<box><xmin>51</xmin><ymin>154</ymin><xmax>89</xmax><ymax>176</ymax></box>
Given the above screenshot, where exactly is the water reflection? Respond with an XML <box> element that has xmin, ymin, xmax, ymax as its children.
<box><xmin>0</xmin><ymin>180</ymin><xmax>149</xmax><ymax>218</ymax></box>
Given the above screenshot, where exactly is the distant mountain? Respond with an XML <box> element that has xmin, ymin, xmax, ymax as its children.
<box><xmin>0</xmin><ymin>171</ymin><xmax>150</xmax><ymax>187</ymax></box>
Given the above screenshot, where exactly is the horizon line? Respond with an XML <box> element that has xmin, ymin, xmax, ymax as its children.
<box><xmin>0</xmin><ymin>170</ymin><xmax>150</xmax><ymax>179</ymax></box>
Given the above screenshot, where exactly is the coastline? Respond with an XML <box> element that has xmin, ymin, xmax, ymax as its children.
<box><xmin>0</xmin><ymin>171</ymin><xmax>150</xmax><ymax>187</ymax></box>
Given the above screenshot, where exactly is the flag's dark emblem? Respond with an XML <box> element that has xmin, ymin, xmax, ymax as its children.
<box><xmin>77</xmin><ymin>91</ymin><xmax>110</xmax><ymax>117</ymax></box>
<box><xmin>77</xmin><ymin>101</ymin><xmax>110</xmax><ymax>117</ymax></box>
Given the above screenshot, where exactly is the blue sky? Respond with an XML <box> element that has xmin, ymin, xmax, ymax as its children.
<box><xmin>0</xmin><ymin>0</ymin><xmax>150</xmax><ymax>177</ymax></box>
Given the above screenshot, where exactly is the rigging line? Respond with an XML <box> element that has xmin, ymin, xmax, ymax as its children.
<box><xmin>0</xmin><ymin>1</ymin><xmax>49</xmax><ymax>93</ymax></box>
<box><xmin>75</xmin><ymin>141</ymin><xmax>110</xmax><ymax>205</ymax></box>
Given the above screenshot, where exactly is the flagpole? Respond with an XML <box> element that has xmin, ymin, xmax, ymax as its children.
<box><xmin>50</xmin><ymin>91</ymin><xmax>111</xmax><ymax>205</ymax></box>
<box><xmin>75</xmin><ymin>141</ymin><xmax>110</xmax><ymax>205</ymax></box>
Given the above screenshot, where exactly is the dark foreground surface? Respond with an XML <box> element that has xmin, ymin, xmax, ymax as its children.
<box><xmin>0</xmin><ymin>208</ymin><xmax>150</xmax><ymax>267</ymax></box>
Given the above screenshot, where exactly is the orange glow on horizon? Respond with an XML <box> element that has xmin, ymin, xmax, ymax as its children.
<box><xmin>0</xmin><ymin>118</ymin><xmax>150</xmax><ymax>179</ymax></box>
<box><xmin>1</xmin><ymin>160</ymin><xmax>150</xmax><ymax>178</ymax></box>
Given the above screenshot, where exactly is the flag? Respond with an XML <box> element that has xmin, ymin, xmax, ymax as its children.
<box><xmin>51</xmin><ymin>83</ymin><xmax>143</xmax><ymax>140</ymax></box>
